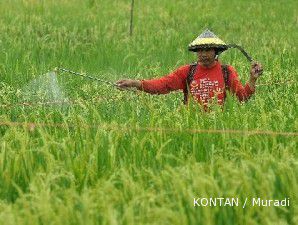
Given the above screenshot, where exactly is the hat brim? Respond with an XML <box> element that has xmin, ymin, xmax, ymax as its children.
<box><xmin>188</xmin><ymin>44</ymin><xmax>228</xmax><ymax>52</ymax></box>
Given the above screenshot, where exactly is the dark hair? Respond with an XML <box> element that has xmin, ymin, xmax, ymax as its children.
<box><xmin>215</xmin><ymin>49</ymin><xmax>221</xmax><ymax>55</ymax></box>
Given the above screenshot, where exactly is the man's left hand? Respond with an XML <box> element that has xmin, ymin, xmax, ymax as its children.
<box><xmin>250</xmin><ymin>62</ymin><xmax>263</xmax><ymax>80</ymax></box>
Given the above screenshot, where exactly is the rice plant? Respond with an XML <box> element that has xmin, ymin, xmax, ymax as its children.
<box><xmin>0</xmin><ymin>0</ymin><xmax>297</xmax><ymax>224</ymax></box>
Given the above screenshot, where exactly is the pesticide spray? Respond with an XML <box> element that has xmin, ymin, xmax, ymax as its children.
<box><xmin>22</xmin><ymin>71</ymin><xmax>69</xmax><ymax>104</ymax></box>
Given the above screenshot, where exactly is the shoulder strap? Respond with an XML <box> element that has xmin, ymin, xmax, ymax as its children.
<box><xmin>221</xmin><ymin>64</ymin><xmax>230</xmax><ymax>89</ymax></box>
<box><xmin>183</xmin><ymin>62</ymin><xmax>197</xmax><ymax>104</ymax></box>
<box><xmin>186</xmin><ymin>62</ymin><xmax>197</xmax><ymax>86</ymax></box>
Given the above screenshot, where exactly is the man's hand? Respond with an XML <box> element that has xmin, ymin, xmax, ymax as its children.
<box><xmin>250</xmin><ymin>62</ymin><xmax>263</xmax><ymax>80</ymax></box>
<box><xmin>116</xmin><ymin>79</ymin><xmax>142</xmax><ymax>90</ymax></box>
<box><xmin>249</xmin><ymin>62</ymin><xmax>263</xmax><ymax>91</ymax></box>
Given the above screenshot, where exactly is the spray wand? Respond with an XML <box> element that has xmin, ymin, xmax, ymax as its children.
<box><xmin>54</xmin><ymin>67</ymin><xmax>138</xmax><ymax>92</ymax></box>
<box><xmin>54</xmin><ymin>67</ymin><xmax>117</xmax><ymax>86</ymax></box>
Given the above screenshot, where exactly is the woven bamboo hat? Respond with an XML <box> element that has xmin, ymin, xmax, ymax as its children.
<box><xmin>188</xmin><ymin>29</ymin><xmax>228</xmax><ymax>52</ymax></box>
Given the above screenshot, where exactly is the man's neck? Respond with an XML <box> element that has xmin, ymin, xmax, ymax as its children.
<box><xmin>199</xmin><ymin>61</ymin><xmax>217</xmax><ymax>68</ymax></box>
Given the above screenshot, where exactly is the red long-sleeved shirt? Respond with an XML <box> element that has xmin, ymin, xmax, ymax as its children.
<box><xmin>141</xmin><ymin>61</ymin><xmax>254</xmax><ymax>105</ymax></box>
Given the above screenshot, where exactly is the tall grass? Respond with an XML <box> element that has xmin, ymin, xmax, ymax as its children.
<box><xmin>0</xmin><ymin>0</ymin><xmax>297</xmax><ymax>224</ymax></box>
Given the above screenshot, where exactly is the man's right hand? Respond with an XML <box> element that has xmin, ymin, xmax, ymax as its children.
<box><xmin>115</xmin><ymin>79</ymin><xmax>142</xmax><ymax>90</ymax></box>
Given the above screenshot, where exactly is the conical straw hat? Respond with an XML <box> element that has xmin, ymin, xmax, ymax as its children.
<box><xmin>188</xmin><ymin>29</ymin><xmax>228</xmax><ymax>52</ymax></box>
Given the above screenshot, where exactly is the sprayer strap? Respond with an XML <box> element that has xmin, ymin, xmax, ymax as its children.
<box><xmin>221</xmin><ymin>64</ymin><xmax>230</xmax><ymax>89</ymax></box>
<box><xmin>183</xmin><ymin>62</ymin><xmax>197</xmax><ymax>104</ymax></box>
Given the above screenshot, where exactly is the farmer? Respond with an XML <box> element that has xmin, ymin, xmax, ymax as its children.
<box><xmin>116</xmin><ymin>29</ymin><xmax>263</xmax><ymax>107</ymax></box>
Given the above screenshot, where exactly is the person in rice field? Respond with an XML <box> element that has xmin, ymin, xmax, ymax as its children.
<box><xmin>116</xmin><ymin>29</ymin><xmax>263</xmax><ymax>108</ymax></box>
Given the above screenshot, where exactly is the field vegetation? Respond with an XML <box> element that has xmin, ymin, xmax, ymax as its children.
<box><xmin>0</xmin><ymin>0</ymin><xmax>297</xmax><ymax>224</ymax></box>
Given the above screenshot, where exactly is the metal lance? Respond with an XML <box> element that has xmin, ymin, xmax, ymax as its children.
<box><xmin>54</xmin><ymin>67</ymin><xmax>138</xmax><ymax>92</ymax></box>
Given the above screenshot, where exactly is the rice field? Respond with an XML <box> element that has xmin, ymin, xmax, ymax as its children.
<box><xmin>0</xmin><ymin>0</ymin><xmax>297</xmax><ymax>224</ymax></box>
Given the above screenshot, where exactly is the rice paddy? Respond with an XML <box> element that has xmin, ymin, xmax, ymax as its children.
<box><xmin>0</xmin><ymin>0</ymin><xmax>297</xmax><ymax>224</ymax></box>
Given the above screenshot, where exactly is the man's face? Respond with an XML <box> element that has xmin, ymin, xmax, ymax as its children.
<box><xmin>197</xmin><ymin>48</ymin><xmax>216</xmax><ymax>67</ymax></box>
